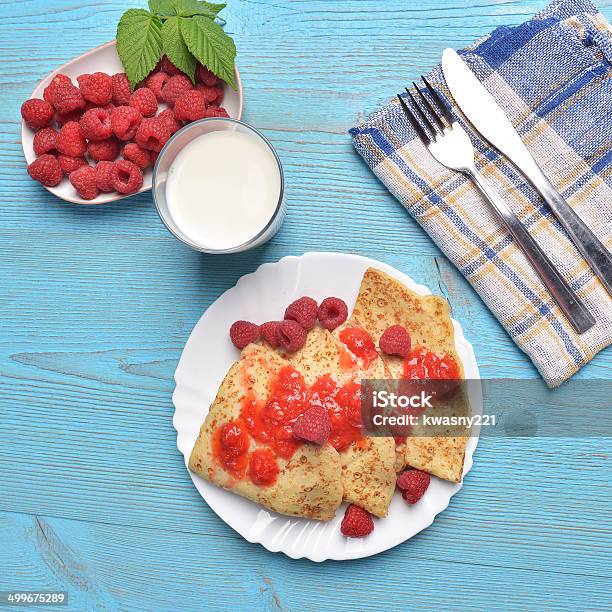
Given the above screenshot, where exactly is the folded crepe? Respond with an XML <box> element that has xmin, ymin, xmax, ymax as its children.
<box><xmin>189</xmin><ymin>267</ymin><xmax>469</xmax><ymax>523</ymax></box>
<box><xmin>189</xmin><ymin>343</ymin><xmax>344</xmax><ymax>521</ymax></box>
<box><xmin>289</xmin><ymin>328</ymin><xmax>396</xmax><ymax>517</ymax></box>
<box><xmin>348</xmin><ymin>268</ymin><xmax>470</xmax><ymax>483</ymax></box>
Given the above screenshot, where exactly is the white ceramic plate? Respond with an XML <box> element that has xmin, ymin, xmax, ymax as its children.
<box><xmin>173</xmin><ymin>252</ymin><xmax>481</xmax><ymax>561</ymax></box>
<box><xmin>22</xmin><ymin>40</ymin><xmax>243</xmax><ymax>205</ymax></box>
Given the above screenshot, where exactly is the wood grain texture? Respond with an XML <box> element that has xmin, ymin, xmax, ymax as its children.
<box><xmin>1</xmin><ymin>0</ymin><xmax>611</xmax><ymax>610</ymax></box>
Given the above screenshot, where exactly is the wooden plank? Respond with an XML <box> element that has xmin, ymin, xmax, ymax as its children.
<box><xmin>1</xmin><ymin>0</ymin><xmax>611</xmax><ymax>609</ymax></box>
<box><xmin>2</xmin><ymin>509</ymin><xmax>610</xmax><ymax>611</ymax></box>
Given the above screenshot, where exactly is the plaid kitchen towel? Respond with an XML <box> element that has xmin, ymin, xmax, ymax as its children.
<box><xmin>350</xmin><ymin>0</ymin><xmax>612</xmax><ymax>387</ymax></box>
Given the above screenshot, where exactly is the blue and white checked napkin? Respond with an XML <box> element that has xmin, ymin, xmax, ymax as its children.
<box><xmin>350</xmin><ymin>0</ymin><xmax>612</xmax><ymax>387</ymax></box>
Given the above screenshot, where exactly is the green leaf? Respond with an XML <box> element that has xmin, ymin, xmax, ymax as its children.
<box><xmin>116</xmin><ymin>9</ymin><xmax>163</xmax><ymax>89</ymax></box>
<box><xmin>172</xmin><ymin>0</ymin><xmax>226</xmax><ymax>19</ymax></box>
<box><xmin>180</xmin><ymin>15</ymin><xmax>236</xmax><ymax>88</ymax></box>
<box><xmin>162</xmin><ymin>17</ymin><xmax>196</xmax><ymax>82</ymax></box>
<box><xmin>149</xmin><ymin>0</ymin><xmax>175</xmax><ymax>15</ymax></box>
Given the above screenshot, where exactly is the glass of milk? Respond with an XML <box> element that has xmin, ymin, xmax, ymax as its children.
<box><xmin>153</xmin><ymin>119</ymin><xmax>285</xmax><ymax>253</ymax></box>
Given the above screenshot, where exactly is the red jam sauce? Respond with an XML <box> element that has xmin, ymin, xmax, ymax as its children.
<box><xmin>214</xmin><ymin>365</ymin><xmax>369</xmax><ymax>484</ymax></box>
<box><xmin>241</xmin><ymin>365</ymin><xmax>308</xmax><ymax>460</ymax></box>
<box><xmin>338</xmin><ymin>327</ymin><xmax>379</xmax><ymax>369</ymax></box>
<box><xmin>402</xmin><ymin>346</ymin><xmax>460</xmax><ymax>380</ymax></box>
<box><xmin>248</xmin><ymin>447</ymin><xmax>279</xmax><ymax>486</ymax></box>
<box><xmin>338</xmin><ymin>345</ymin><xmax>357</xmax><ymax>371</ymax></box>
<box><xmin>212</xmin><ymin>419</ymin><xmax>249</xmax><ymax>479</ymax></box>
<box><xmin>241</xmin><ymin>365</ymin><xmax>365</xmax><ymax>457</ymax></box>
<box><xmin>308</xmin><ymin>375</ymin><xmax>363</xmax><ymax>452</ymax></box>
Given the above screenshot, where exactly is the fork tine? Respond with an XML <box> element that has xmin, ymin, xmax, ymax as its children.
<box><xmin>421</xmin><ymin>76</ymin><xmax>454</xmax><ymax>126</ymax></box>
<box><xmin>397</xmin><ymin>94</ymin><xmax>430</xmax><ymax>145</ymax></box>
<box><xmin>412</xmin><ymin>81</ymin><xmax>445</xmax><ymax>133</ymax></box>
<box><xmin>405</xmin><ymin>87</ymin><xmax>436</xmax><ymax>140</ymax></box>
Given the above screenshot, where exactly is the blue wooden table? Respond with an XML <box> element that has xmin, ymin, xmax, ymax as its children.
<box><xmin>1</xmin><ymin>1</ymin><xmax>611</xmax><ymax>610</ymax></box>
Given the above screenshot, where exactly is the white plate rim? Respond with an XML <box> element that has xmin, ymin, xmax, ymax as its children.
<box><xmin>172</xmin><ymin>252</ymin><xmax>481</xmax><ymax>561</ymax></box>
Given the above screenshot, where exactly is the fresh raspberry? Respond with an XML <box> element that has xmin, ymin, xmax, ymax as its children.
<box><xmin>130</xmin><ymin>87</ymin><xmax>157</xmax><ymax>117</ymax></box>
<box><xmin>58</xmin><ymin>155</ymin><xmax>88</xmax><ymax>175</ymax></box>
<box><xmin>379</xmin><ymin>325</ymin><xmax>412</xmax><ymax>358</ymax></box>
<box><xmin>77</xmin><ymin>72</ymin><xmax>112</xmax><ymax>106</ymax></box>
<box><xmin>397</xmin><ymin>469</ymin><xmax>430</xmax><ymax>504</ymax></box>
<box><xmin>195</xmin><ymin>84</ymin><xmax>224</xmax><ymax>105</ymax></box>
<box><xmin>135</xmin><ymin>117</ymin><xmax>171</xmax><ymax>152</ymax></box>
<box><xmin>111</xmin><ymin>106</ymin><xmax>142</xmax><ymax>141</ymax></box>
<box><xmin>160</xmin><ymin>55</ymin><xmax>186</xmax><ymax>77</ymax></box>
<box><xmin>111</xmin><ymin>159</ymin><xmax>143</xmax><ymax>194</ymax></box>
<box><xmin>229</xmin><ymin>320</ymin><xmax>260</xmax><ymax>350</ymax></box>
<box><xmin>196</xmin><ymin>64</ymin><xmax>219</xmax><ymax>86</ymax></box>
<box><xmin>122</xmin><ymin>143</ymin><xmax>151</xmax><ymax>169</ymax></box>
<box><xmin>161</xmin><ymin>75</ymin><xmax>193</xmax><ymax>107</ymax></box>
<box><xmin>276</xmin><ymin>320</ymin><xmax>307</xmax><ymax>353</ymax></box>
<box><xmin>57</xmin><ymin>121</ymin><xmax>87</xmax><ymax>157</ymax></box>
<box><xmin>87</xmin><ymin>138</ymin><xmax>120</xmax><ymax>162</ymax></box>
<box><xmin>285</xmin><ymin>296</ymin><xmax>318</xmax><ymax>330</ymax></box>
<box><xmin>205</xmin><ymin>105</ymin><xmax>230</xmax><ymax>118</ymax></box>
<box><xmin>145</xmin><ymin>71</ymin><xmax>170</xmax><ymax>101</ymax></box>
<box><xmin>55</xmin><ymin>108</ymin><xmax>84</xmax><ymax>126</ymax></box>
<box><xmin>291</xmin><ymin>405</ymin><xmax>331</xmax><ymax>445</ymax></box>
<box><xmin>50</xmin><ymin>78</ymin><xmax>85</xmax><ymax>115</ymax></box>
<box><xmin>69</xmin><ymin>165</ymin><xmax>99</xmax><ymax>200</ymax></box>
<box><xmin>79</xmin><ymin>107</ymin><xmax>113</xmax><ymax>141</ymax></box>
<box><xmin>33</xmin><ymin>127</ymin><xmax>58</xmax><ymax>156</ymax></box>
<box><xmin>158</xmin><ymin>108</ymin><xmax>182</xmax><ymax>134</ymax></box>
<box><xmin>111</xmin><ymin>72</ymin><xmax>132</xmax><ymax>105</ymax></box>
<box><xmin>340</xmin><ymin>504</ymin><xmax>374</xmax><ymax>538</ymax></box>
<box><xmin>260</xmin><ymin>321</ymin><xmax>281</xmax><ymax>348</ymax></box>
<box><xmin>95</xmin><ymin>161</ymin><xmax>115</xmax><ymax>192</ymax></box>
<box><xmin>150</xmin><ymin>151</ymin><xmax>159</xmax><ymax>165</ymax></box>
<box><xmin>317</xmin><ymin>297</ymin><xmax>348</xmax><ymax>330</ymax></box>
<box><xmin>27</xmin><ymin>154</ymin><xmax>63</xmax><ymax>187</ymax></box>
<box><xmin>43</xmin><ymin>74</ymin><xmax>71</xmax><ymax>105</ymax></box>
<box><xmin>174</xmin><ymin>90</ymin><xmax>207</xmax><ymax>122</ymax></box>
<box><xmin>21</xmin><ymin>98</ymin><xmax>54</xmax><ymax>130</ymax></box>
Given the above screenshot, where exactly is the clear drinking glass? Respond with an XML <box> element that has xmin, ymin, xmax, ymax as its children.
<box><xmin>153</xmin><ymin>118</ymin><xmax>286</xmax><ymax>254</ymax></box>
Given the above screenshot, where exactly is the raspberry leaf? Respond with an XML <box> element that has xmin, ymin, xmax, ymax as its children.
<box><xmin>162</xmin><ymin>17</ymin><xmax>197</xmax><ymax>81</ymax></box>
<box><xmin>149</xmin><ymin>0</ymin><xmax>176</xmax><ymax>15</ymax></box>
<box><xmin>172</xmin><ymin>0</ymin><xmax>226</xmax><ymax>18</ymax></box>
<box><xmin>116</xmin><ymin>9</ymin><xmax>163</xmax><ymax>89</ymax></box>
<box><xmin>180</xmin><ymin>15</ymin><xmax>236</xmax><ymax>88</ymax></box>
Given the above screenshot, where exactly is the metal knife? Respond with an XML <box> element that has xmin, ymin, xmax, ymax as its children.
<box><xmin>442</xmin><ymin>48</ymin><xmax>612</xmax><ymax>297</ymax></box>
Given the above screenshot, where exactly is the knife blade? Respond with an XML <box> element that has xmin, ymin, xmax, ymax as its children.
<box><xmin>441</xmin><ymin>48</ymin><xmax>612</xmax><ymax>296</ymax></box>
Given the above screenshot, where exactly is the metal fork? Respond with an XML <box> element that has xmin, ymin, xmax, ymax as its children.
<box><xmin>398</xmin><ymin>79</ymin><xmax>596</xmax><ymax>334</ymax></box>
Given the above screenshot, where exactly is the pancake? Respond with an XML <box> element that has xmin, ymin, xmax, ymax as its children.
<box><xmin>287</xmin><ymin>327</ymin><xmax>384</xmax><ymax>386</ymax></box>
<box><xmin>188</xmin><ymin>343</ymin><xmax>343</xmax><ymax>521</ymax></box>
<box><xmin>340</xmin><ymin>436</ymin><xmax>396</xmax><ymax>516</ymax></box>
<box><xmin>189</xmin><ymin>266</ymin><xmax>469</xmax><ymax>524</ymax></box>
<box><xmin>289</xmin><ymin>328</ymin><xmax>396</xmax><ymax>518</ymax></box>
<box><xmin>350</xmin><ymin>268</ymin><xmax>458</xmax><ymax>357</ymax></box>
<box><xmin>401</xmin><ymin>387</ymin><xmax>470</xmax><ymax>482</ymax></box>
<box><xmin>348</xmin><ymin>268</ymin><xmax>470</xmax><ymax>483</ymax></box>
